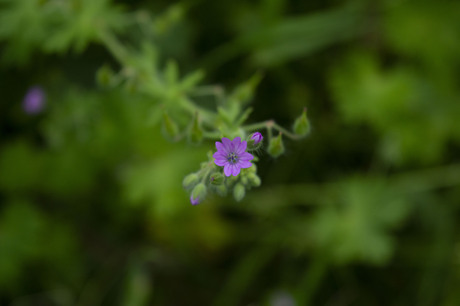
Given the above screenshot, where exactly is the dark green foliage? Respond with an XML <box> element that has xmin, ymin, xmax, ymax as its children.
<box><xmin>1</xmin><ymin>0</ymin><xmax>460</xmax><ymax>305</ymax></box>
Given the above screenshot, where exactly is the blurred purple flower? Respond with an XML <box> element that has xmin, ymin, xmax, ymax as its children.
<box><xmin>213</xmin><ymin>137</ymin><xmax>254</xmax><ymax>177</ymax></box>
<box><xmin>190</xmin><ymin>195</ymin><xmax>200</xmax><ymax>205</ymax></box>
<box><xmin>251</xmin><ymin>132</ymin><xmax>263</xmax><ymax>145</ymax></box>
<box><xmin>23</xmin><ymin>86</ymin><xmax>45</xmax><ymax>114</ymax></box>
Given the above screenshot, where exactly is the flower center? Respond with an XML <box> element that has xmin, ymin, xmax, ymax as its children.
<box><xmin>227</xmin><ymin>152</ymin><xmax>238</xmax><ymax>164</ymax></box>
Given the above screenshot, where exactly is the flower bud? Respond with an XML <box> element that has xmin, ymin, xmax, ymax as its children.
<box><xmin>251</xmin><ymin>132</ymin><xmax>263</xmax><ymax>145</ymax></box>
<box><xmin>214</xmin><ymin>184</ymin><xmax>228</xmax><ymax>197</ymax></box>
<box><xmin>188</xmin><ymin>112</ymin><xmax>203</xmax><ymax>143</ymax></box>
<box><xmin>210</xmin><ymin>172</ymin><xmax>224</xmax><ymax>185</ymax></box>
<box><xmin>247</xmin><ymin>132</ymin><xmax>263</xmax><ymax>151</ymax></box>
<box><xmin>268</xmin><ymin>133</ymin><xmax>285</xmax><ymax>158</ymax></box>
<box><xmin>183</xmin><ymin>173</ymin><xmax>199</xmax><ymax>189</ymax></box>
<box><xmin>162</xmin><ymin>111</ymin><xmax>180</xmax><ymax>141</ymax></box>
<box><xmin>190</xmin><ymin>195</ymin><xmax>200</xmax><ymax>205</ymax></box>
<box><xmin>233</xmin><ymin>183</ymin><xmax>246</xmax><ymax>202</ymax></box>
<box><xmin>247</xmin><ymin>173</ymin><xmax>261</xmax><ymax>187</ymax></box>
<box><xmin>293</xmin><ymin>107</ymin><xmax>310</xmax><ymax>137</ymax></box>
<box><xmin>191</xmin><ymin>183</ymin><xmax>207</xmax><ymax>203</ymax></box>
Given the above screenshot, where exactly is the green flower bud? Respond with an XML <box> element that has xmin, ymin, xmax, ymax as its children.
<box><xmin>233</xmin><ymin>183</ymin><xmax>246</xmax><ymax>202</ymax></box>
<box><xmin>241</xmin><ymin>176</ymin><xmax>249</xmax><ymax>185</ymax></box>
<box><xmin>246</xmin><ymin>132</ymin><xmax>263</xmax><ymax>151</ymax></box>
<box><xmin>247</xmin><ymin>173</ymin><xmax>261</xmax><ymax>187</ymax></box>
<box><xmin>188</xmin><ymin>112</ymin><xmax>203</xmax><ymax>143</ymax></box>
<box><xmin>183</xmin><ymin>173</ymin><xmax>199</xmax><ymax>189</ymax></box>
<box><xmin>293</xmin><ymin>107</ymin><xmax>310</xmax><ymax>137</ymax></box>
<box><xmin>268</xmin><ymin>133</ymin><xmax>285</xmax><ymax>158</ymax></box>
<box><xmin>210</xmin><ymin>172</ymin><xmax>224</xmax><ymax>185</ymax></box>
<box><xmin>162</xmin><ymin>111</ymin><xmax>180</xmax><ymax>141</ymax></box>
<box><xmin>96</xmin><ymin>65</ymin><xmax>114</xmax><ymax>87</ymax></box>
<box><xmin>214</xmin><ymin>184</ymin><xmax>228</xmax><ymax>197</ymax></box>
<box><xmin>191</xmin><ymin>183</ymin><xmax>207</xmax><ymax>201</ymax></box>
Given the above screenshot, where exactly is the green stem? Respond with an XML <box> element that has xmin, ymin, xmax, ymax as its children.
<box><xmin>296</xmin><ymin>257</ymin><xmax>328</xmax><ymax>306</ymax></box>
<box><xmin>200</xmin><ymin>162</ymin><xmax>215</xmax><ymax>183</ymax></box>
<box><xmin>179</xmin><ymin>98</ymin><xmax>216</xmax><ymax>125</ymax></box>
<box><xmin>267</xmin><ymin>126</ymin><xmax>273</xmax><ymax>140</ymax></box>
<box><xmin>272</xmin><ymin>123</ymin><xmax>302</xmax><ymax>140</ymax></box>
<box><xmin>189</xmin><ymin>85</ymin><xmax>224</xmax><ymax>100</ymax></box>
<box><xmin>242</xmin><ymin>120</ymin><xmax>271</xmax><ymax>131</ymax></box>
<box><xmin>242</xmin><ymin>120</ymin><xmax>302</xmax><ymax>140</ymax></box>
<box><xmin>98</xmin><ymin>30</ymin><xmax>129</xmax><ymax>65</ymax></box>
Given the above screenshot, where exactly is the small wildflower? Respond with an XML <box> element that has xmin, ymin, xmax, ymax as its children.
<box><xmin>190</xmin><ymin>195</ymin><xmax>200</xmax><ymax>205</ymax></box>
<box><xmin>213</xmin><ymin>137</ymin><xmax>254</xmax><ymax>177</ymax></box>
<box><xmin>250</xmin><ymin>132</ymin><xmax>263</xmax><ymax>145</ymax></box>
<box><xmin>23</xmin><ymin>86</ymin><xmax>45</xmax><ymax>114</ymax></box>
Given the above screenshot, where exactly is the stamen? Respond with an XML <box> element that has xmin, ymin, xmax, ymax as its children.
<box><xmin>227</xmin><ymin>152</ymin><xmax>238</xmax><ymax>164</ymax></box>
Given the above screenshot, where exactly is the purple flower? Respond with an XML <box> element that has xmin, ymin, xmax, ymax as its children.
<box><xmin>213</xmin><ymin>137</ymin><xmax>254</xmax><ymax>177</ymax></box>
<box><xmin>190</xmin><ymin>195</ymin><xmax>200</xmax><ymax>205</ymax></box>
<box><xmin>23</xmin><ymin>86</ymin><xmax>45</xmax><ymax>114</ymax></box>
<box><xmin>251</xmin><ymin>132</ymin><xmax>263</xmax><ymax>145</ymax></box>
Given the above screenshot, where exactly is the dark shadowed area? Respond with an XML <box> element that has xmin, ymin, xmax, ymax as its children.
<box><xmin>1</xmin><ymin>0</ymin><xmax>460</xmax><ymax>305</ymax></box>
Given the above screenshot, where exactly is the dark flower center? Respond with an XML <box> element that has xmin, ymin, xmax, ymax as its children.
<box><xmin>227</xmin><ymin>152</ymin><xmax>238</xmax><ymax>164</ymax></box>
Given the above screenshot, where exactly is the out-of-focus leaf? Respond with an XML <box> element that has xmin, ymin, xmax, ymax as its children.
<box><xmin>251</xmin><ymin>5</ymin><xmax>366</xmax><ymax>66</ymax></box>
<box><xmin>310</xmin><ymin>178</ymin><xmax>411</xmax><ymax>265</ymax></box>
<box><xmin>330</xmin><ymin>51</ymin><xmax>460</xmax><ymax>164</ymax></box>
<box><xmin>122</xmin><ymin>262</ymin><xmax>152</xmax><ymax>306</ymax></box>
<box><xmin>0</xmin><ymin>142</ymin><xmax>44</xmax><ymax>192</ymax></box>
<box><xmin>0</xmin><ymin>200</ymin><xmax>81</xmax><ymax>291</ymax></box>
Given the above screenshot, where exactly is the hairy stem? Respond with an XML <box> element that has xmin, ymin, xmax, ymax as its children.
<box><xmin>243</xmin><ymin>120</ymin><xmax>302</xmax><ymax>140</ymax></box>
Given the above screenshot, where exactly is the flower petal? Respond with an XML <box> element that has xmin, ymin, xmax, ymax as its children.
<box><xmin>224</xmin><ymin>164</ymin><xmax>232</xmax><ymax>176</ymax></box>
<box><xmin>190</xmin><ymin>195</ymin><xmax>200</xmax><ymax>205</ymax></box>
<box><xmin>238</xmin><ymin>160</ymin><xmax>252</xmax><ymax>168</ymax></box>
<box><xmin>232</xmin><ymin>165</ymin><xmax>241</xmax><ymax>176</ymax></box>
<box><xmin>222</xmin><ymin>138</ymin><xmax>233</xmax><ymax>152</ymax></box>
<box><xmin>213</xmin><ymin>151</ymin><xmax>226</xmax><ymax>160</ymax></box>
<box><xmin>214</xmin><ymin>158</ymin><xmax>227</xmax><ymax>166</ymax></box>
<box><xmin>239</xmin><ymin>152</ymin><xmax>254</xmax><ymax>161</ymax></box>
<box><xmin>236</xmin><ymin>140</ymin><xmax>247</xmax><ymax>154</ymax></box>
<box><xmin>215</xmin><ymin>141</ymin><xmax>226</xmax><ymax>153</ymax></box>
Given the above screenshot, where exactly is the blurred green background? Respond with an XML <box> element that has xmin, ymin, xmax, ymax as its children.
<box><xmin>1</xmin><ymin>0</ymin><xmax>460</xmax><ymax>305</ymax></box>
